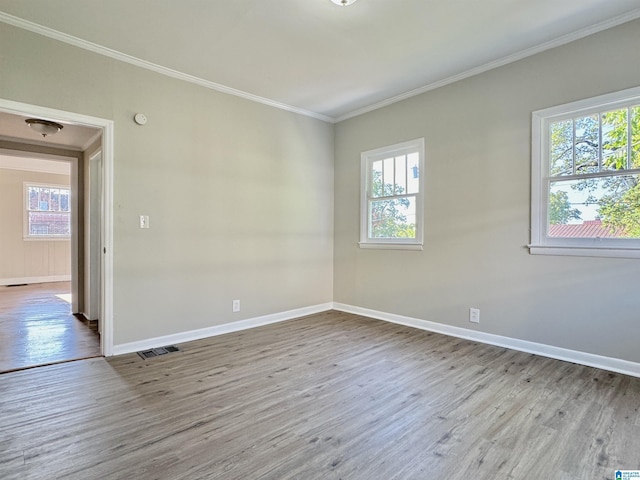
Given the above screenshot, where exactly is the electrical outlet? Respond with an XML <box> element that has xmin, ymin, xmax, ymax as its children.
<box><xmin>139</xmin><ymin>215</ymin><xmax>149</xmax><ymax>229</ymax></box>
<box><xmin>469</xmin><ymin>307</ymin><xmax>480</xmax><ymax>324</ymax></box>
<box><xmin>232</xmin><ymin>299</ymin><xmax>240</xmax><ymax>313</ymax></box>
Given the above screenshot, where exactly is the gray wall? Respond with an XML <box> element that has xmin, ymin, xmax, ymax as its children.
<box><xmin>334</xmin><ymin>19</ymin><xmax>640</xmax><ymax>363</ymax></box>
<box><xmin>3</xmin><ymin>17</ymin><xmax>639</xmax><ymax>364</ymax></box>
<box><xmin>1</xmin><ymin>23</ymin><xmax>334</xmax><ymax>346</ymax></box>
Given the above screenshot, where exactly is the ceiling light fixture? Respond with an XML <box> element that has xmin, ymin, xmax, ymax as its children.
<box><xmin>331</xmin><ymin>0</ymin><xmax>357</xmax><ymax>6</ymax></box>
<box><xmin>25</xmin><ymin>118</ymin><xmax>64</xmax><ymax>137</ymax></box>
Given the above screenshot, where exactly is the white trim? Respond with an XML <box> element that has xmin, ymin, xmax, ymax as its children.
<box><xmin>112</xmin><ymin>303</ymin><xmax>333</xmax><ymax>355</ymax></box>
<box><xmin>530</xmin><ymin>86</ymin><xmax>640</xmax><ymax>257</ymax></box>
<box><xmin>360</xmin><ymin>138</ymin><xmax>425</xmax><ymax>248</ymax></box>
<box><xmin>0</xmin><ymin>99</ymin><xmax>113</xmax><ymax>130</ymax></box>
<box><xmin>530</xmin><ymin>109</ymin><xmax>545</xmax><ymax>247</ymax></box>
<box><xmin>332</xmin><ymin>303</ymin><xmax>640</xmax><ymax>379</ymax></box>
<box><xmin>101</xmin><ymin>117</ymin><xmax>115</xmax><ymax>357</ymax></box>
<box><xmin>334</xmin><ymin>9</ymin><xmax>640</xmax><ymax>122</ymax></box>
<box><xmin>535</xmin><ymin>85</ymin><xmax>640</xmax><ymax>119</ymax></box>
<box><xmin>528</xmin><ymin>244</ymin><xmax>640</xmax><ymax>259</ymax></box>
<box><xmin>111</xmin><ymin>298</ymin><xmax>640</xmax><ymax>378</ymax></box>
<box><xmin>358</xmin><ymin>242</ymin><xmax>423</xmax><ymax>251</ymax></box>
<box><xmin>0</xmin><ymin>12</ymin><xmax>333</xmax><ymax>124</ymax></box>
<box><xmin>23</xmin><ymin>181</ymin><xmax>71</xmax><ymax>240</ymax></box>
<box><xmin>0</xmin><ymin>98</ymin><xmax>115</xmax><ymax>357</ymax></box>
<box><xmin>0</xmin><ymin>275</ymin><xmax>72</xmax><ymax>286</ymax></box>
<box><xmin>22</xmin><ymin>237</ymin><xmax>70</xmax><ymax>242</ymax></box>
<box><xmin>3</xmin><ymin>10</ymin><xmax>639</xmax><ymax>125</ymax></box>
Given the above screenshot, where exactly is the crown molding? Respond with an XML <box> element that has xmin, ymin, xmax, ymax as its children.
<box><xmin>0</xmin><ymin>12</ymin><xmax>334</xmax><ymax>124</ymax></box>
<box><xmin>2</xmin><ymin>8</ymin><xmax>640</xmax><ymax>125</ymax></box>
<box><xmin>334</xmin><ymin>8</ymin><xmax>640</xmax><ymax>123</ymax></box>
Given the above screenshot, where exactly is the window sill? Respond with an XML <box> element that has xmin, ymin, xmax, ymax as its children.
<box><xmin>528</xmin><ymin>244</ymin><xmax>640</xmax><ymax>259</ymax></box>
<box><xmin>24</xmin><ymin>236</ymin><xmax>71</xmax><ymax>241</ymax></box>
<box><xmin>359</xmin><ymin>242</ymin><xmax>423</xmax><ymax>251</ymax></box>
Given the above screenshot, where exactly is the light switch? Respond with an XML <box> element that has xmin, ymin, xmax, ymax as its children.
<box><xmin>139</xmin><ymin>215</ymin><xmax>149</xmax><ymax>229</ymax></box>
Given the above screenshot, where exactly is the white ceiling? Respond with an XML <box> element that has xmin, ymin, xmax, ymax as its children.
<box><xmin>1</xmin><ymin>0</ymin><xmax>640</xmax><ymax>122</ymax></box>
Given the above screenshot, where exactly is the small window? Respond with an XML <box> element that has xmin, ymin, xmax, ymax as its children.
<box><xmin>530</xmin><ymin>86</ymin><xmax>640</xmax><ymax>258</ymax></box>
<box><xmin>360</xmin><ymin>138</ymin><xmax>425</xmax><ymax>250</ymax></box>
<box><xmin>24</xmin><ymin>183</ymin><xmax>71</xmax><ymax>239</ymax></box>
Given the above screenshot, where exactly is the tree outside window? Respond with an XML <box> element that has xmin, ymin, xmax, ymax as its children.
<box><xmin>531</xmin><ymin>86</ymin><xmax>640</xmax><ymax>258</ymax></box>
<box><xmin>547</xmin><ymin>104</ymin><xmax>640</xmax><ymax>238</ymax></box>
<box><xmin>360</xmin><ymin>138</ymin><xmax>424</xmax><ymax>249</ymax></box>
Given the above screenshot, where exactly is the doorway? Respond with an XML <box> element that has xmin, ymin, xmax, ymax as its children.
<box><xmin>0</xmin><ymin>99</ymin><xmax>114</xmax><ymax>365</ymax></box>
<box><xmin>0</xmin><ymin>152</ymin><xmax>101</xmax><ymax>371</ymax></box>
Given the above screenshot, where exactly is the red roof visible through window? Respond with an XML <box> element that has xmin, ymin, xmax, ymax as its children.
<box><xmin>548</xmin><ymin>219</ymin><xmax>626</xmax><ymax>238</ymax></box>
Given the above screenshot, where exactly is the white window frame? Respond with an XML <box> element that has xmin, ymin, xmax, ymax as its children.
<box><xmin>23</xmin><ymin>182</ymin><xmax>71</xmax><ymax>240</ymax></box>
<box><xmin>530</xmin><ymin>86</ymin><xmax>640</xmax><ymax>259</ymax></box>
<box><xmin>360</xmin><ymin>138</ymin><xmax>425</xmax><ymax>250</ymax></box>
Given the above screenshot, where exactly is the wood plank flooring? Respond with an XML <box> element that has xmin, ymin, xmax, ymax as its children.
<box><xmin>0</xmin><ymin>282</ymin><xmax>100</xmax><ymax>373</ymax></box>
<box><xmin>1</xmin><ymin>310</ymin><xmax>639</xmax><ymax>479</ymax></box>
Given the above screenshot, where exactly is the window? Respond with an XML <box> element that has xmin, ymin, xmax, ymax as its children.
<box><xmin>24</xmin><ymin>183</ymin><xmax>71</xmax><ymax>239</ymax></box>
<box><xmin>530</xmin><ymin>86</ymin><xmax>640</xmax><ymax>258</ymax></box>
<box><xmin>360</xmin><ymin>138</ymin><xmax>425</xmax><ymax>250</ymax></box>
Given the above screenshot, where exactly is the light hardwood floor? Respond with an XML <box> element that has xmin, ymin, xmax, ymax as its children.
<box><xmin>0</xmin><ymin>282</ymin><xmax>100</xmax><ymax>373</ymax></box>
<box><xmin>1</xmin><ymin>310</ymin><xmax>638</xmax><ymax>479</ymax></box>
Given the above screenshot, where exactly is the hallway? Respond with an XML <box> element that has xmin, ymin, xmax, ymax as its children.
<box><xmin>0</xmin><ymin>282</ymin><xmax>100</xmax><ymax>373</ymax></box>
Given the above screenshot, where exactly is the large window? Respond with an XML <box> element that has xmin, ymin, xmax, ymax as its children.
<box><xmin>360</xmin><ymin>138</ymin><xmax>424</xmax><ymax>249</ymax></box>
<box><xmin>530</xmin><ymin>86</ymin><xmax>640</xmax><ymax>258</ymax></box>
<box><xmin>24</xmin><ymin>183</ymin><xmax>71</xmax><ymax>239</ymax></box>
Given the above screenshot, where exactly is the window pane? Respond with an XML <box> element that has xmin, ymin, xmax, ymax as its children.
<box><xmin>548</xmin><ymin>174</ymin><xmax>640</xmax><ymax>239</ymax></box>
<box><xmin>371</xmin><ymin>160</ymin><xmax>383</xmax><ymax>198</ymax></box>
<box><xmin>394</xmin><ymin>155</ymin><xmax>406</xmax><ymax>195</ymax></box>
<box><xmin>50</xmin><ymin>189</ymin><xmax>60</xmax><ymax>212</ymax></box>
<box><xmin>29</xmin><ymin>211</ymin><xmax>71</xmax><ymax>236</ymax></box>
<box><xmin>28</xmin><ymin>186</ymin><xmax>39</xmax><ymax>210</ymax></box>
<box><xmin>575</xmin><ymin>114</ymin><xmax>599</xmax><ymax>174</ymax></box>
<box><xmin>369</xmin><ymin>196</ymin><xmax>416</xmax><ymax>239</ymax></box>
<box><xmin>549</xmin><ymin>119</ymin><xmax>573</xmax><ymax>176</ymax></box>
<box><xmin>632</xmin><ymin>105</ymin><xmax>640</xmax><ymax>169</ymax></box>
<box><xmin>383</xmin><ymin>157</ymin><xmax>394</xmax><ymax>196</ymax></box>
<box><xmin>39</xmin><ymin>187</ymin><xmax>51</xmax><ymax>211</ymax></box>
<box><xmin>60</xmin><ymin>190</ymin><xmax>70</xmax><ymax>212</ymax></box>
<box><xmin>602</xmin><ymin>108</ymin><xmax>628</xmax><ymax>170</ymax></box>
<box><xmin>406</xmin><ymin>152</ymin><xmax>419</xmax><ymax>194</ymax></box>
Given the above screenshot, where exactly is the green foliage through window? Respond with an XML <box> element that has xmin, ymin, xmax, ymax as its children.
<box><xmin>361</xmin><ymin>139</ymin><xmax>424</xmax><ymax>246</ymax></box>
<box><xmin>548</xmin><ymin>103</ymin><xmax>640</xmax><ymax>238</ymax></box>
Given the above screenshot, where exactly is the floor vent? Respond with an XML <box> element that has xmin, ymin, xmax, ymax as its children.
<box><xmin>137</xmin><ymin>345</ymin><xmax>180</xmax><ymax>360</ymax></box>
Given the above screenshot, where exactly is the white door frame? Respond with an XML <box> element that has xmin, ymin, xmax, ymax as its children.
<box><xmin>86</xmin><ymin>150</ymin><xmax>102</xmax><ymax>323</ymax></box>
<box><xmin>0</xmin><ymin>98</ymin><xmax>114</xmax><ymax>356</ymax></box>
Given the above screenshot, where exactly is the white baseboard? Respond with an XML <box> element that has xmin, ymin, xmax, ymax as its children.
<box><xmin>333</xmin><ymin>302</ymin><xmax>640</xmax><ymax>379</ymax></box>
<box><xmin>111</xmin><ymin>300</ymin><xmax>640</xmax><ymax>379</ymax></box>
<box><xmin>0</xmin><ymin>275</ymin><xmax>71</xmax><ymax>286</ymax></box>
<box><xmin>112</xmin><ymin>302</ymin><xmax>333</xmax><ymax>356</ymax></box>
